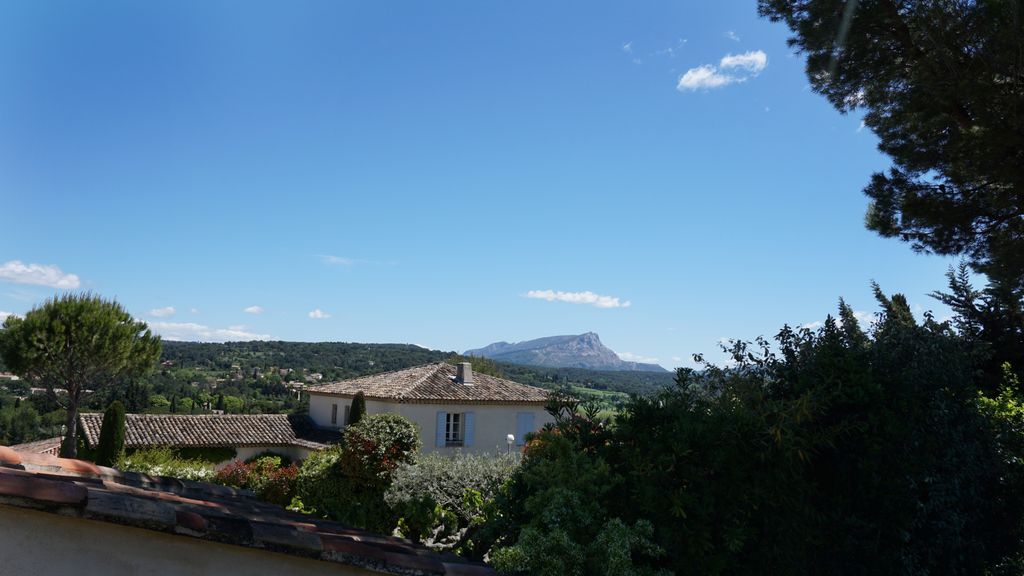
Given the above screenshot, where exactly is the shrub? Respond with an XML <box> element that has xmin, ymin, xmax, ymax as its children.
<box><xmin>349</xmin><ymin>391</ymin><xmax>366</xmax><ymax>426</ymax></box>
<box><xmin>490</xmin><ymin>294</ymin><xmax>1024</xmax><ymax>575</ymax></box>
<box><xmin>117</xmin><ymin>446</ymin><xmax>215</xmax><ymax>482</ymax></box>
<box><xmin>385</xmin><ymin>452</ymin><xmax>520</xmax><ymax>552</ymax></box>
<box><xmin>296</xmin><ymin>413</ymin><xmax>420</xmax><ymax>533</ymax></box>
<box><xmin>95</xmin><ymin>401</ymin><xmax>125</xmax><ymax>467</ymax></box>
<box><xmin>213</xmin><ymin>455</ymin><xmax>299</xmax><ymax>507</ymax></box>
<box><xmin>340</xmin><ymin>412</ymin><xmax>420</xmax><ymax>481</ymax></box>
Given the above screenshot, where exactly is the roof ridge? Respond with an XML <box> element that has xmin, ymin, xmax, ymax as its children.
<box><xmin>399</xmin><ymin>362</ymin><xmax>448</xmax><ymax>400</ymax></box>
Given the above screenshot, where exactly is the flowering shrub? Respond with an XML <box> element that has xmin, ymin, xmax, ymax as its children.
<box><xmin>117</xmin><ymin>446</ymin><xmax>216</xmax><ymax>482</ymax></box>
<box><xmin>296</xmin><ymin>413</ymin><xmax>420</xmax><ymax>533</ymax></box>
<box><xmin>212</xmin><ymin>455</ymin><xmax>299</xmax><ymax>507</ymax></box>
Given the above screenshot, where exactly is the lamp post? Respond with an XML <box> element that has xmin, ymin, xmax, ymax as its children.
<box><xmin>506</xmin><ymin>434</ymin><xmax>515</xmax><ymax>455</ymax></box>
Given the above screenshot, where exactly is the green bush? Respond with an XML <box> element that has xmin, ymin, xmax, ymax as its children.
<box><xmin>490</xmin><ymin>294</ymin><xmax>1024</xmax><ymax>575</ymax></box>
<box><xmin>385</xmin><ymin>452</ymin><xmax>520</xmax><ymax>552</ymax></box>
<box><xmin>349</xmin><ymin>391</ymin><xmax>366</xmax><ymax>426</ymax></box>
<box><xmin>296</xmin><ymin>413</ymin><xmax>420</xmax><ymax>533</ymax></box>
<box><xmin>95</xmin><ymin>401</ymin><xmax>125</xmax><ymax>467</ymax></box>
<box><xmin>117</xmin><ymin>446</ymin><xmax>215</xmax><ymax>482</ymax></box>
<box><xmin>213</xmin><ymin>455</ymin><xmax>299</xmax><ymax>506</ymax></box>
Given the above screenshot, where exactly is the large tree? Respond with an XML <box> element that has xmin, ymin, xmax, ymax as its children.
<box><xmin>0</xmin><ymin>293</ymin><xmax>161</xmax><ymax>457</ymax></box>
<box><xmin>758</xmin><ymin>0</ymin><xmax>1024</xmax><ymax>287</ymax></box>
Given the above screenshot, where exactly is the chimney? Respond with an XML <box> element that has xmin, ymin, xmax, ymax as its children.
<box><xmin>456</xmin><ymin>362</ymin><xmax>474</xmax><ymax>385</ymax></box>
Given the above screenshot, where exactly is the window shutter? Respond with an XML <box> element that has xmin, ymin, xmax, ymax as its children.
<box><xmin>464</xmin><ymin>412</ymin><xmax>475</xmax><ymax>447</ymax></box>
<box><xmin>436</xmin><ymin>411</ymin><xmax>447</xmax><ymax>448</ymax></box>
<box><xmin>515</xmin><ymin>412</ymin><xmax>534</xmax><ymax>446</ymax></box>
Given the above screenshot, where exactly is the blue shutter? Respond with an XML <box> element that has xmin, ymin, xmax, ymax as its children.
<box><xmin>463</xmin><ymin>412</ymin><xmax>475</xmax><ymax>447</ymax></box>
<box><xmin>515</xmin><ymin>412</ymin><xmax>534</xmax><ymax>446</ymax></box>
<box><xmin>436</xmin><ymin>411</ymin><xmax>447</xmax><ymax>448</ymax></box>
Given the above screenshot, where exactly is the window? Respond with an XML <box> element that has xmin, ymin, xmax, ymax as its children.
<box><xmin>344</xmin><ymin>405</ymin><xmax>351</xmax><ymax>426</ymax></box>
<box><xmin>445</xmin><ymin>412</ymin><xmax>463</xmax><ymax>446</ymax></box>
<box><xmin>331</xmin><ymin>403</ymin><xmax>338</xmax><ymax>425</ymax></box>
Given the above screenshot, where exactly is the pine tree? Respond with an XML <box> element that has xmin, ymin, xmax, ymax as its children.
<box><xmin>95</xmin><ymin>401</ymin><xmax>126</xmax><ymax>467</ymax></box>
<box><xmin>0</xmin><ymin>293</ymin><xmax>160</xmax><ymax>458</ymax></box>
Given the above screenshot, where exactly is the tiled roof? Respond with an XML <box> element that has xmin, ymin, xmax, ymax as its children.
<box><xmin>307</xmin><ymin>363</ymin><xmax>550</xmax><ymax>404</ymax></box>
<box><xmin>7</xmin><ymin>436</ymin><xmax>62</xmax><ymax>456</ymax></box>
<box><xmin>79</xmin><ymin>414</ymin><xmax>341</xmax><ymax>450</ymax></box>
<box><xmin>0</xmin><ymin>446</ymin><xmax>493</xmax><ymax>575</ymax></box>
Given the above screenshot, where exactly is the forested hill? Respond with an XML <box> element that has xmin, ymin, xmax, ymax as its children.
<box><xmin>1</xmin><ymin>340</ymin><xmax>675</xmax><ymax>399</ymax></box>
<box><xmin>158</xmin><ymin>341</ymin><xmax>674</xmax><ymax>396</ymax></box>
<box><xmin>490</xmin><ymin>362</ymin><xmax>676</xmax><ymax>397</ymax></box>
<box><xmin>159</xmin><ymin>341</ymin><xmax>451</xmax><ymax>381</ymax></box>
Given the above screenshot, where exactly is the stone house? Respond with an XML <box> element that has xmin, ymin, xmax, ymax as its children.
<box><xmin>306</xmin><ymin>362</ymin><xmax>554</xmax><ymax>454</ymax></box>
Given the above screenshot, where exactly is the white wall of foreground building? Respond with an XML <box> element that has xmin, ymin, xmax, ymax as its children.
<box><xmin>309</xmin><ymin>393</ymin><xmax>554</xmax><ymax>455</ymax></box>
<box><xmin>0</xmin><ymin>505</ymin><xmax>378</xmax><ymax>576</ymax></box>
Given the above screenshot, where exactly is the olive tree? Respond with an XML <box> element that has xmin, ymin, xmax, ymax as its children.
<box><xmin>0</xmin><ymin>293</ymin><xmax>161</xmax><ymax>457</ymax></box>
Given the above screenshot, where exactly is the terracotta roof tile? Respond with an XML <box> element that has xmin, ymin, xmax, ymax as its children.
<box><xmin>6</xmin><ymin>436</ymin><xmax>62</xmax><ymax>456</ymax></box>
<box><xmin>308</xmin><ymin>363</ymin><xmax>549</xmax><ymax>405</ymax></box>
<box><xmin>78</xmin><ymin>413</ymin><xmax>341</xmax><ymax>450</ymax></box>
<box><xmin>0</xmin><ymin>445</ymin><xmax>22</xmax><ymax>466</ymax></box>
<box><xmin>0</xmin><ymin>451</ymin><xmax>494</xmax><ymax>575</ymax></box>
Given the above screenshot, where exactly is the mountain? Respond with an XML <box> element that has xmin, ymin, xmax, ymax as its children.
<box><xmin>465</xmin><ymin>332</ymin><xmax>668</xmax><ymax>372</ymax></box>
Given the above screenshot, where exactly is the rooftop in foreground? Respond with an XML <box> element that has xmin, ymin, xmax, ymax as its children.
<box><xmin>0</xmin><ymin>444</ymin><xmax>492</xmax><ymax>575</ymax></box>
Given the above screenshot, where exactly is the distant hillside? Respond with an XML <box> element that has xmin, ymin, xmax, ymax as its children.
<box><xmin>492</xmin><ymin>362</ymin><xmax>675</xmax><ymax>397</ymax></box>
<box><xmin>465</xmin><ymin>332</ymin><xmax>668</xmax><ymax>372</ymax></box>
<box><xmin>159</xmin><ymin>340</ymin><xmax>452</xmax><ymax>381</ymax></box>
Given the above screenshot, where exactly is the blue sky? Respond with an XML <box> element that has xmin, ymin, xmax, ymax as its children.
<box><xmin>1</xmin><ymin>1</ymin><xmax>959</xmax><ymax>368</ymax></box>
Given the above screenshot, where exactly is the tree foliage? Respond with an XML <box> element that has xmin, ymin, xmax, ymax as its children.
<box><xmin>348</xmin><ymin>391</ymin><xmax>366</xmax><ymax>427</ymax></box>
<box><xmin>95</xmin><ymin>401</ymin><xmax>126</xmax><ymax>467</ymax></box>
<box><xmin>385</xmin><ymin>452</ymin><xmax>520</xmax><ymax>554</ymax></box>
<box><xmin>759</xmin><ymin>0</ymin><xmax>1024</xmax><ymax>287</ymax></box>
<box><xmin>296</xmin><ymin>413</ymin><xmax>420</xmax><ymax>533</ymax></box>
<box><xmin>0</xmin><ymin>293</ymin><xmax>161</xmax><ymax>457</ymax></box>
<box><xmin>491</xmin><ymin>292</ymin><xmax>1024</xmax><ymax>574</ymax></box>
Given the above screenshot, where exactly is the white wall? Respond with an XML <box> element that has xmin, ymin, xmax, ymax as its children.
<box><xmin>308</xmin><ymin>393</ymin><xmax>553</xmax><ymax>455</ymax></box>
<box><xmin>0</xmin><ymin>505</ymin><xmax>378</xmax><ymax>576</ymax></box>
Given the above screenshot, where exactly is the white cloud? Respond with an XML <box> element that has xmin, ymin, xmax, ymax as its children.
<box><xmin>148</xmin><ymin>321</ymin><xmax>272</xmax><ymax>342</ymax></box>
<box><xmin>190</xmin><ymin>308</ymin><xmax>200</xmax><ymax>314</ymax></box>
<box><xmin>0</xmin><ymin>260</ymin><xmax>80</xmax><ymax>289</ymax></box>
<box><xmin>671</xmin><ymin>356</ymin><xmax>683</xmax><ymax>362</ymax></box>
<box><xmin>725</xmin><ymin>30</ymin><xmax>740</xmax><ymax>42</ymax></box>
<box><xmin>308</xmin><ymin>308</ymin><xmax>331</xmax><ymax>319</ymax></box>
<box><xmin>622</xmin><ymin>41</ymin><xmax>633</xmax><ymax>53</ymax></box>
<box><xmin>720</xmin><ymin>50</ymin><xmax>767</xmax><ymax>73</ymax></box>
<box><xmin>857</xmin><ymin>120</ymin><xmax>866</xmax><ymax>133</ymax></box>
<box><xmin>320</xmin><ymin>255</ymin><xmax>355</xmax><ymax>266</ymax></box>
<box><xmin>619</xmin><ymin>352</ymin><xmax>660</xmax><ymax>364</ymax></box>
<box><xmin>0</xmin><ymin>310</ymin><xmax>18</xmax><ymax>322</ymax></box>
<box><xmin>244</xmin><ymin>305</ymin><xmax>264</xmax><ymax>315</ymax></box>
<box><xmin>677</xmin><ymin>65</ymin><xmax>736</xmax><ymax>90</ymax></box>
<box><xmin>149</xmin><ymin>306</ymin><xmax>176</xmax><ymax>318</ymax></box>
<box><xmin>677</xmin><ymin>49</ymin><xmax>768</xmax><ymax>92</ymax></box>
<box><xmin>523</xmin><ymin>290</ymin><xmax>631</xmax><ymax>309</ymax></box>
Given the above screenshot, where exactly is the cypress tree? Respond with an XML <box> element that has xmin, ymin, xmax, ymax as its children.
<box><xmin>95</xmin><ymin>401</ymin><xmax>126</xmax><ymax>467</ymax></box>
<box><xmin>349</xmin><ymin>391</ymin><xmax>366</xmax><ymax>426</ymax></box>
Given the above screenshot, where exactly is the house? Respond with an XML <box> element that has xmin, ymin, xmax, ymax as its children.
<box><xmin>78</xmin><ymin>413</ymin><xmax>340</xmax><ymax>463</ymax></box>
<box><xmin>0</xmin><ymin>445</ymin><xmax>493</xmax><ymax>575</ymax></box>
<box><xmin>306</xmin><ymin>362</ymin><xmax>554</xmax><ymax>454</ymax></box>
